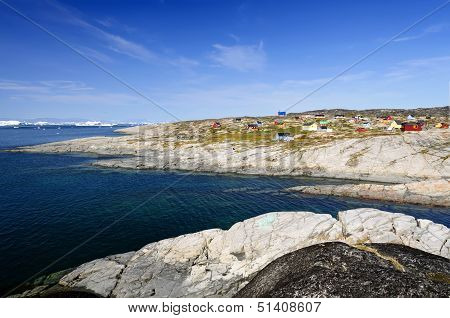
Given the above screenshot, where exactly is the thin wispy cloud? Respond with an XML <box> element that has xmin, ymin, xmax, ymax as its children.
<box><xmin>393</xmin><ymin>23</ymin><xmax>447</xmax><ymax>42</ymax></box>
<box><xmin>27</xmin><ymin>92</ymin><xmax>143</xmax><ymax>106</ymax></box>
<box><xmin>101</xmin><ymin>32</ymin><xmax>157</xmax><ymax>62</ymax></box>
<box><xmin>0</xmin><ymin>80</ymin><xmax>48</xmax><ymax>93</ymax></box>
<box><xmin>210</xmin><ymin>41</ymin><xmax>266</xmax><ymax>71</ymax></box>
<box><xmin>281</xmin><ymin>78</ymin><xmax>331</xmax><ymax>87</ymax></box>
<box><xmin>95</xmin><ymin>17</ymin><xmax>115</xmax><ymax>28</ymax></box>
<box><xmin>385</xmin><ymin>55</ymin><xmax>450</xmax><ymax>80</ymax></box>
<box><xmin>0</xmin><ymin>80</ymin><xmax>93</xmax><ymax>93</ymax></box>
<box><xmin>48</xmin><ymin>0</ymin><xmax>193</xmax><ymax>66</ymax></box>
<box><xmin>78</xmin><ymin>46</ymin><xmax>114</xmax><ymax>64</ymax></box>
<box><xmin>168</xmin><ymin>57</ymin><xmax>200</xmax><ymax>68</ymax></box>
<box><xmin>400</xmin><ymin>55</ymin><xmax>450</xmax><ymax>67</ymax></box>
<box><xmin>39</xmin><ymin>80</ymin><xmax>93</xmax><ymax>91</ymax></box>
<box><xmin>280</xmin><ymin>71</ymin><xmax>374</xmax><ymax>88</ymax></box>
<box><xmin>228</xmin><ymin>33</ymin><xmax>240</xmax><ymax>42</ymax></box>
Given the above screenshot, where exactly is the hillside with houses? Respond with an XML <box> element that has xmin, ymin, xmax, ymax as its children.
<box><xmin>15</xmin><ymin>107</ymin><xmax>449</xmax><ymax>187</ymax></box>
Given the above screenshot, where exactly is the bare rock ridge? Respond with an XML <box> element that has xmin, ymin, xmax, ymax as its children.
<box><xmin>14</xmin><ymin>128</ymin><xmax>450</xmax><ymax>183</ymax></box>
<box><xmin>289</xmin><ymin>179</ymin><xmax>450</xmax><ymax>207</ymax></box>
<box><xmin>235</xmin><ymin>242</ymin><xmax>450</xmax><ymax>298</ymax></box>
<box><xmin>17</xmin><ymin>209</ymin><xmax>450</xmax><ymax>298</ymax></box>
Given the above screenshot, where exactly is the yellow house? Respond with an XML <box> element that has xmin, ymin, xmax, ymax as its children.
<box><xmin>388</xmin><ymin>120</ymin><xmax>402</xmax><ymax>130</ymax></box>
<box><xmin>302</xmin><ymin>122</ymin><xmax>318</xmax><ymax>131</ymax></box>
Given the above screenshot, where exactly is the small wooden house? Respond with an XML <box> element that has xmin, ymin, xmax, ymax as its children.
<box><xmin>317</xmin><ymin>125</ymin><xmax>333</xmax><ymax>132</ymax></box>
<box><xmin>274</xmin><ymin>132</ymin><xmax>294</xmax><ymax>142</ymax></box>
<box><xmin>315</xmin><ymin>113</ymin><xmax>325</xmax><ymax>118</ymax></box>
<box><xmin>401</xmin><ymin>122</ymin><xmax>422</xmax><ymax>132</ymax></box>
<box><xmin>247</xmin><ymin>123</ymin><xmax>259</xmax><ymax>130</ymax></box>
<box><xmin>435</xmin><ymin>122</ymin><xmax>449</xmax><ymax>129</ymax></box>
<box><xmin>235</xmin><ymin>118</ymin><xmax>242</xmax><ymax>122</ymax></box>
<box><xmin>334</xmin><ymin>114</ymin><xmax>345</xmax><ymax>119</ymax></box>
<box><xmin>302</xmin><ymin>122</ymin><xmax>318</xmax><ymax>131</ymax></box>
<box><xmin>274</xmin><ymin>119</ymin><xmax>284</xmax><ymax>125</ymax></box>
<box><xmin>388</xmin><ymin>120</ymin><xmax>402</xmax><ymax>130</ymax></box>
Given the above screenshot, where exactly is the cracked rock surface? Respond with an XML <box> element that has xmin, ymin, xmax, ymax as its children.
<box><xmin>22</xmin><ymin>209</ymin><xmax>447</xmax><ymax>298</ymax></box>
<box><xmin>289</xmin><ymin>179</ymin><xmax>450</xmax><ymax>207</ymax></box>
<box><xmin>235</xmin><ymin>242</ymin><xmax>450</xmax><ymax>297</ymax></box>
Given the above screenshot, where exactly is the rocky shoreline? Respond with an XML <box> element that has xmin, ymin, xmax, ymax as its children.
<box><xmin>289</xmin><ymin>179</ymin><xmax>450</xmax><ymax>207</ymax></box>
<box><xmin>12</xmin><ymin>125</ymin><xmax>449</xmax><ymax>207</ymax></box>
<box><xmin>11</xmin><ymin>208</ymin><xmax>450</xmax><ymax>298</ymax></box>
<box><xmin>13</xmin><ymin>126</ymin><xmax>450</xmax><ymax>183</ymax></box>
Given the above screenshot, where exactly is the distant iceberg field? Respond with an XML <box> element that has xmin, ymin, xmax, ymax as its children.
<box><xmin>0</xmin><ymin>120</ymin><xmax>21</xmax><ymax>126</ymax></box>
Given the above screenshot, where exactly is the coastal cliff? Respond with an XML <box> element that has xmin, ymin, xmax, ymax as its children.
<box><xmin>13</xmin><ymin>209</ymin><xmax>450</xmax><ymax>298</ymax></box>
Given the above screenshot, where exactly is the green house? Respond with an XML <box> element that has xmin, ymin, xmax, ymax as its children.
<box><xmin>319</xmin><ymin>120</ymin><xmax>329</xmax><ymax>125</ymax></box>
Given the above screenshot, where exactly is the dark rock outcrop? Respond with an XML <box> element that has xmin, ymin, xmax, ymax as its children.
<box><xmin>235</xmin><ymin>242</ymin><xmax>450</xmax><ymax>298</ymax></box>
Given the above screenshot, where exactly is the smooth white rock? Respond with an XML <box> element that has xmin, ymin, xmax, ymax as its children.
<box><xmin>58</xmin><ymin>209</ymin><xmax>450</xmax><ymax>298</ymax></box>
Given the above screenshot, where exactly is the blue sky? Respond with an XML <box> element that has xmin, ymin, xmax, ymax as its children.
<box><xmin>0</xmin><ymin>0</ymin><xmax>449</xmax><ymax>122</ymax></box>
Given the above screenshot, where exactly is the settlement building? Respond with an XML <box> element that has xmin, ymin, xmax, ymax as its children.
<box><xmin>302</xmin><ymin>122</ymin><xmax>318</xmax><ymax>131</ymax></box>
<box><xmin>388</xmin><ymin>120</ymin><xmax>402</xmax><ymax>130</ymax></box>
<box><xmin>274</xmin><ymin>132</ymin><xmax>294</xmax><ymax>142</ymax></box>
<box><xmin>401</xmin><ymin>122</ymin><xmax>422</xmax><ymax>132</ymax></box>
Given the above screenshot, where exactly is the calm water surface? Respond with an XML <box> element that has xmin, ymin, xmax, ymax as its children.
<box><xmin>0</xmin><ymin>126</ymin><xmax>448</xmax><ymax>294</ymax></box>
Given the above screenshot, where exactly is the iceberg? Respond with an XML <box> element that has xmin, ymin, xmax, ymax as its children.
<box><xmin>75</xmin><ymin>121</ymin><xmax>114</xmax><ymax>127</ymax></box>
<box><xmin>0</xmin><ymin>120</ymin><xmax>21</xmax><ymax>127</ymax></box>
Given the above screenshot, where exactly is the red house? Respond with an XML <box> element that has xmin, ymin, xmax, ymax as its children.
<box><xmin>401</xmin><ymin>123</ymin><xmax>422</xmax><ymax>132</ymax></box>
<box><xmin>355</xmin><ymin>127</ymin><xmax>367</xmax><ymax>133</ymax></box>
<box><xmin>274</xmin><ymin>119</ymin><xmax>283</xmax><ymax>125</ymax></box>
<box><xmin>211</xmin><ymin>122</ymin><xmax>221</xmax><ymax>128</ymax></box>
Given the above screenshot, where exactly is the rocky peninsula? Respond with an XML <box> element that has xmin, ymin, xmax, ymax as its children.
<box><xmin>12</xmin><ymin>209</ymin><xmax>450</xmax><ymax>298</ymax></box>
<box><xmin>13</xmin><ymin>116</ymin><xmax>449</xmax><ymax>206</ymax></box>
<box><xmin>14</xmin><ymin>118</ymin><xmax>449</xmax><ymax>183</ymax></box>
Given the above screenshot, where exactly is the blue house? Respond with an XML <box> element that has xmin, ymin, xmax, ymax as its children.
<box><xmin>278</xmin><ymin>111</ymin><xmax>286</xmax><ymax>117</ymax></box>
